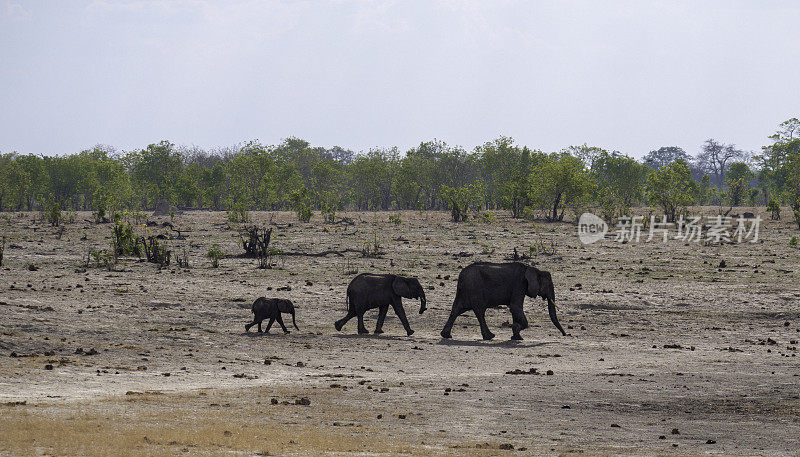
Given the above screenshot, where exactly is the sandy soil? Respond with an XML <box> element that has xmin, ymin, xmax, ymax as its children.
<box><xmin>1</xmin><ymin>209</ymin><xmax>798</xmax><ymax>456</ymax></box>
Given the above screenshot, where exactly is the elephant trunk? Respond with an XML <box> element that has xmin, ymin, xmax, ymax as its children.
<box><xmin>548</xmin><ymin>298</ymin><xmax>566</xmax><ymax>336</ymax></box>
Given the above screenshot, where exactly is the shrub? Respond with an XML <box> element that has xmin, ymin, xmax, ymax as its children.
<box><xmin>360</xmin><ymin>232</ymin><xmax>384</xmax><ymax>258</ymax></box>
<box><xmin>45</xmin><ymin>201</ymin><xmax>62</xmax><ymax>227</ymax></box>
<box><xmin>478</xmin><ymin>211</ymin><xmax>497</xmax><ymax>223</ymax></box>
<box><xmin>112</xmin><ymin>221</ymin><xmax>139</xmax><ymax>256</ymax></box>
<box><xmin>87</xmin><ymin>248</ymin><xmax>117</xmax><ymax>271</ymax></box>
<box><xmin>206</xmin><ymin>244</ymin><xmax>224</xmax><ymax>268</ymax></box>
<box><xmin>176</xmin><ymin>247</ymin><xmax>190</xmax><ymax>268</ymax></box>
<box><xmin>296</xmin><ymin>205</ymin><xmax>313</xmax><ymax>223</ymax></box>
<box><xmin>790</xmin><ymin>236</ymin><xmax>798</xmax><ymax>247</ymax></box>
<box><xmin>767</xmin><ymin>198</ymin><xmax>781</xmax><ymax>220</ymax></box>
<box><xmin>140</xmin><ymin>236</ymin><xmax>171</xmax><ymax>268</ymax></box>
<box><xmin>0</xmin><ymin>236</ymin><xmax>5</xmax><ymax>267</ymax></box>
<box><xmin>226</xmin><ymin>203</ymin><xmax>249</xmax><ymax>223</ymax></box>
<box><xmin>388</xmin><ymin>214</ymin><xmax>402</xmax><ymax>225</ymax></box>
<box><xmin>239</xmin><ymin>226</ymin><xmax>275</xmax><ymax>268</ymax></box>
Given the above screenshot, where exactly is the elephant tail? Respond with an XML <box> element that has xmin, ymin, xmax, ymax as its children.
<box><xmin>292</xmin><ymin>310</ymin><xmax>299</xmax><ymax>330</ymax></box>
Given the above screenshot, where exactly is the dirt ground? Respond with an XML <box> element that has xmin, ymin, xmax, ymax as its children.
<box><xmin>1</xmin><ymin>209</ymin><xmax>798</xmax><ymax>456</ymax></box>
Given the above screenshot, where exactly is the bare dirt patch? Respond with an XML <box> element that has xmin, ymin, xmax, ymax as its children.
<box><xmin>1</xmin><ymin>209</ymin><xmax>799</xmax><ymax>455</ymax></box>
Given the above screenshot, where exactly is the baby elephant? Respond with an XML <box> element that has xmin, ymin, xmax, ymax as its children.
<box><xmin>245</xmin><ymin>298</ymin><xmax>298</xmax><ymax>334</ymax></box>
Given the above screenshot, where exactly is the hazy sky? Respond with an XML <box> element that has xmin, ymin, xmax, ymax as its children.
<box><xmin>1</xmin><ymin>0</ymin><xmax>799</xmax><ymax>158</ymax></box>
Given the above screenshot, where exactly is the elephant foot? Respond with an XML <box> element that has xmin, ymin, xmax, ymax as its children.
<box><xmin>283</xmin><ymin>330</ymin><xmax>290</xmax><ymax>334</ymax></box>
<box><xmin>406</xmin><ymin>329</ymin><xmax>414</xmax><ymax>337</ymax></box>
<box><xmin>481</xmin><ymin>331</ymin><xmax>495</xmax><ymax>341</ymax></box>
<box><xmin>374</xmin><ymin>329</ymin><xmax>384</xmax><ymax>335</ymax></box>
<box><xmin>334</xmin><ymin>321</ymin><xmax>344</xmax><ymax>332</ymax></box>
<box><xmin>244</xmin><ymin>325</ymin><xmax>251</xmax><ymax>332</ymax></box>
<box><xmin>440</xmin><ymin>329</ymin><xmax>452</xmax><ymax>339</ymax></box>
<box><xmin>358</xmin><ymin>328</ymin><xmax>369</xmax><ymax>334</ymax></box>
<box><xmin>511</xmin><ymin>333</ymin><xmax>523</xmax><ymax>341</ymax></box>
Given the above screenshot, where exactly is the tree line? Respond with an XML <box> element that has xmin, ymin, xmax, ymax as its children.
<box><xmin>1</xmin><ymin>119</ymin><xmax>799</xmax><ymax>227</ymax></box>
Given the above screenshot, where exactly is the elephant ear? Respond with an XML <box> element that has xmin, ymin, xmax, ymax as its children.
<box><xmin>524</xmin><ymin>267</ymin><xmax>540</xmax><ymax>297</ymax></box>
<box><xmin>392</xmin><ymin>277</ymin><xmax>412</xmax><ymax>298</ymax></box>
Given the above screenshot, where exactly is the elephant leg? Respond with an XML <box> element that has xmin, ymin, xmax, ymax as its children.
<box><xmin>391</xmin><ymin>300</ymin><xmax>414</xmax><ymax>336</ymax></box>
<box><xmin>510</xmin><ymin>305</ymin><xmax>528</xmax><ymax>340</ymax></box>
<box><xmin>335</xmin><ymin>310</ymin><xmax>356</xmax><ymax>331</ymax></box>
<box><xmin>257</xmin><ymin>319</ymin><xmax>263</xmax><ymax>333</ymax></box>
<box><xmin>441</xmin><ymin>295</ymin><xmax>470</xmax><ymax>338</ymax></box>
<box><xmin>245</xmin><ymin>319</ymin><xmax>257</xmax><ymax>332</ymax></box>
<box><xmin>265</xmin><ymin>317</ymin><xmax>276</xmax><ymax>333</ymax></box>
<box><xmin>276</xmin><ymin>314</ymin><xmax>289</xmax><ymax>333</ymax></box>
<box><xmin>441</xmin><ymin>307</ymin><xmax>467</xmax><ymax>338</ymax></box>
<box><xmin>475</xmin><ymin>308</ymin><xmax>495</xmax><ymax>340</ymax></box>
<box><xmin>374</xmin><ymin>305</ymin><xmax>388</xmax><ymax>334</ymax></box>
<box><xmin>357</xmin><ymin>312</ymin><xmax>369</xmax><ymax>334</ymax></box>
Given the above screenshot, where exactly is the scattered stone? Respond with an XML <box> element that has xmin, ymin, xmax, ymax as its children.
<box><xmin>44</xmin><ymin>364</ymin><xmax>53</xmax><ymax>370</ymax></box>
<box><xmin>233</xmin><ymin>373</ymin><xmax>257</xmax><ymax>379</ymax></box>
<box><xmin>505</xmin><ymin>368</ymin><xmax>538</xmax><ymax>375</ymax></box>
<box><xmin>671</xmin><ymin>428</ymin><xmax>680</xmax><ymax>435</ymax></box>
<box><xmin>270</xmin><ymin>398</ymin><xmax>278</xmax><ymax>405</ymax></box>
<box><xmin>295</xmin><ymin>397</ymin><xmax>310</xmax><ymax>406</ymax></box>
<box><xmin>376</xmin><ymin>414</ymin><xmax>382</xmax><ymax>419</ymax></box>
<box><xmin>706</xmin><ymin>439</ymin><xmax>716</xmax><ymax>444</ymax></box>
<box><xmin>398</xmin><ymin>414</ymin><xmax>406</xmax><ymax>419</ymax></box>
<box><xmin>498</xmin><ymin>443</ymin><xmax>514</xmax><ymax>450</ymax></box>
<box><xmin>658</xmin><ymin>435</ymin><xmax>666</xmax><ymax>439</ymax></box>
<box><xmin>546</xmin><ymin>370</ymin><xmax>554</xmax><ymax>375</ymax></box>
<box><xmin>610</xmin><ymin>423</ymin><xmax>620</xmax><ymax>428</ymax></box>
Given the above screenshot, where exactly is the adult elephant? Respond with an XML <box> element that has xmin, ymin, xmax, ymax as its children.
<box><xmin>440</xmin><ymin>262</ymin><xmax>566</xmax><ymax>340</ymax></box>
<box><xmin>334</xmin><ymin>273</ymin><xmax>427</xmax><ymax>336</ymax></box>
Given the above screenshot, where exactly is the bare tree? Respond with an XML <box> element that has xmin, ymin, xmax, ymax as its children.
<box><xmin>695</xmin><ymin>139</ymin><xmax>746</xmax><ymax>186</ymax></box>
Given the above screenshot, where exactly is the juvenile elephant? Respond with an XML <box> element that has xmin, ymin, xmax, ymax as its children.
<box><xmin>334</xmin><ymin>273</ymin><xmax>427</xmax><ymax>336</ymax></box>
<box><xmin>440</xmin><ymin>262</ymin><xmax>566</xmax><ymax>340</ymax></box>
<box><xmin>245</xmin><ymin>297</ymin><xmax>298</xmax><ymax>334</ymax></box>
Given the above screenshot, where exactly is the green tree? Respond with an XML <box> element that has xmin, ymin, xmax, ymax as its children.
<box><xmin>725</xmin><ymin>162</ymin><xmax>753</xmax><ymax>207</ymax></box>
<box><xmin>441</xmin><ymin>182</ymin><xmax>483</xmax><ymax>222</ymax></box>
<box><xmin>477</xmin><ymin>137</ymin><xmax>543</xmax><ymax>217</ymax></box>
<box><xmin>761</xmin><ymin>119</ymin><xmax>800</xmax><ymax>228</ymax></box>
<box><xmin>131</xmin><ymin>141</ymin><xmax>183</xmax><ymax>208</ymax></box>
<box><xmin>646</xmin><ymin>159</ymin><xmax>696</xmax><ymax>222</ymax></box>
<box><xmin>349</xmin><ymin>148</ymin><xmax>398</xmax><ymax>210</ymax></box>
<box><xmin>529</xmin><ymin>152</ymin><xmax>592</xmax><ymax>222</ymax></box>
<box><xmin>591</xmin><ymin>151</ymin><xmax>648</xmax><ymax>220</ymax></box>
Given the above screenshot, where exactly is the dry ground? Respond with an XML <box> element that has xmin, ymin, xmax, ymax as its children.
<box><xmin>0</xmin><ymin>209</ymin><xmax>799</xmax><ymax>456</ymax></box>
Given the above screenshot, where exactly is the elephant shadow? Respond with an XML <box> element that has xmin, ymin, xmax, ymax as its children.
<box><xmin>331</xmin><ymin>333</ymin><xmax>413</xmax><ymax>342</ymax></box>
<box><xmin>242</xmin><ymin>331</ymin><xmax>304</xmax><ymax>338</ymax></box>
<box><xmin>436</xmin><ymin>338</ymin><xmax>554</xmax><ymax>349</ymax></box>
